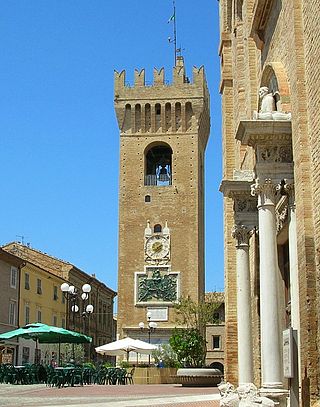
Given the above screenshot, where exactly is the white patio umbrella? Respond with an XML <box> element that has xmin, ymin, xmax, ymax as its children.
<box><xmin>95</xmin><ymin>337</ymin><xmax>157</xmax><ymax>361</ymax></box>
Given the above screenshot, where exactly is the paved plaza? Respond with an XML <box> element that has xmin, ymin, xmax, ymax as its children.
<box><xmin>0</xmin><ymin>383</ymin><xmax>221</xmax><ymax>407</ymax></box>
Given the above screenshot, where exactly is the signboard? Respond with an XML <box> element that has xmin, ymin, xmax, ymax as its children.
<box><xmin>147</xmin><ymin>307</ymin><xmax>168</xmax><ymax>321</ymax></box>
<box><xmin>283</xmin><ymin>328</ymin><xmax>294</xmax><ymax>378</ymax></box>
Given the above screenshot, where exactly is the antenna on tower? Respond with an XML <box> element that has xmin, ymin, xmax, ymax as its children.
<box><xmin>167</xmin><ymin>0</ymin><xmax>177</xmax><ymax>66</ymax></box>
<box><xmin>16</xmin><ymin>235</ymin><xmax>25</xmax><ymax>245</ymax></box>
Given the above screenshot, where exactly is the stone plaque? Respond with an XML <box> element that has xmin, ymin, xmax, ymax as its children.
<box><xmin>283</xmin><ymin>328</ymin><xmax>294</xmax><ymax>378</ymax></box>
<box><xmin>147</xmin><ymin>307</ymin><xmax>168</xmax><ymax>321</ymax></box>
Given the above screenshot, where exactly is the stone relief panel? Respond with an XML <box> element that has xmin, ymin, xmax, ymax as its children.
<box><xmin>234</xmin><ymin>197</ymin><xmax>257</xmax><ymax>213</ymax></box>
<box><xmin>135</xmin><ymin>266</ymin><xmax>179</xmax><ymax>305</ymax></box>
<box><xmin>256</xmin><ymin>145</ymin><xmax>293</xmax><ymax>164</ymax></box>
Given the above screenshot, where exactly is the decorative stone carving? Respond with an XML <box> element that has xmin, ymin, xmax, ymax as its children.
<box><xmin>232</xmin><ymin>225</ymin><xmax>250</xmax><ymax>246</ymax></box>
<box><xmin>276</xmin><ymin>200</ymin><xmax>288</xmax><ymax>233</ymax></box>
<box><xmin>233</xmin><ymin>169</ymin><xmax>255</xmax><ymax>181</ymax></box>
<box><xmin>237</xmin><ymin>383</ymin><xmax>275</xmax><ymax>407</ymax></box>
<box><xmin>219</xmin><ymin>382</ymin><xmax>240</xmax><ymax>407</ymax></box>
<box><xmin>137</xmin><ymin>268</ymin><xmax>178</xmax><ymax>303</ymax></box>
<box><xmin>253</xmin><ymin>87</ymin><xmax>291</xmax><ymax>121</ymax></box>
<box><xmin>219</xmin><ymin>383</ymin><xmax>275</xmax><ymax>407</ymax></box>
<box><xmin>251</xmin><ymin>178</ymin><xmax>277</xmax><ymax>206</ymax></box>
<box><xmin>257</xmin><ymin>145</ymin><xmax>293</xmax><ymax>163</ymax></box>
<box><xmin>234</xmin><ymin>198</ymin><xmax>257</xmax><ymax>213</ymax></box>
<box><xmin>276</xmin><ymin>179</ymin><xmax>295</xmax><ymax>200</ymax></box>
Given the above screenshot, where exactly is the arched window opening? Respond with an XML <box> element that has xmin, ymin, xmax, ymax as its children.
<box><xmin>145</xmin><ymin>144</ymin><xmax>173</xmax><ymax>186</ymax></box>
<box><xmin>135</xmin><ymin>104</ymin><xmax>141</xmax><ymax>132</ymax></box>
<box><xmin>165</xmin><ymin>103</ymin><xmax>171</xmax><ymax>132</ymax></box>
<box><xmin>236</xmin><ymin>0</ymin><xmax>243</xmax><ymax>21</ymax></box>
<box><xmin>185</xmin><ymin>102</ymin><xmax>193</xmax><ymax>130</ymax></box>
<box><xmin>155</xmin><ymin>103</ymin><xmax>161</xmax><ymax>132</ymax></box>
<box><xmin>123</xmin><ymin>104</ymin><xmax>131</xmax><ymax>132</ymax></box>
<box><xmin>145</xmin><ymin>103</ymin><xmax>151</xmax><ymax>132</ymax></box>
<box><xmin>145</xmin><ymin>195</ymin><xmax>151</xmax><ymax>203</ymax></box>
<box><xmin>175</xmin><ymin>102</ymin><xmax>181</xmax><ymax>130</ymax></box>
<box><xmin>154</xmin><ymin>224</ymin><xmax>162</xmax><ymax>233</ymax></box>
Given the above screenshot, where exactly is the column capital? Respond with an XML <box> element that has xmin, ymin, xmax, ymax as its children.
<box><xmin>232</xmin><ymin>225</ymin><xmax>253</xmax><ymax>247</ymax></box>
<box><xmin>220</xmin><ymin>178</ymin><xmax>258</xmax><ymax>227</ymax></box>
<box><xmin>251</xmin><ymin>178</ymin><xmax>277</xmax><ymax>207</ymax></box>
<box><xmin>276</xmin><ymin>179</ymin><xmax>295</xmax><ymax>208</ymax></box>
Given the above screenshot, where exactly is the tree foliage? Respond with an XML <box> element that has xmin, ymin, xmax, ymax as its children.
<box><xmin>169</xmin><ymin>328</ymin><xmax>206</xmax><ymax>367</ymax></box>
<box><xmin>174</xmin><ymin>293</ymin><xmax>223</xmax><ymax>330</ymax></box>
<box><xmin>151</xmin><ymin>343</ymin><xmax>179</xmax><ymax>368</ymax></box>
<box><xmin>169</xmin><ymin>294</ymin><xmax>223</xmax><ymax>367</ymax></box>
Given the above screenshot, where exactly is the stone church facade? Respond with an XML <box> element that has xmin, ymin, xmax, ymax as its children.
<box><xmin>218</xmin><ymin>1</ymin><xmax>320</xmax><ymax>406</ymax></box>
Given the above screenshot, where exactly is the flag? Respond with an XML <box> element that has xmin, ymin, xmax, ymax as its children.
<box><xmin>167</xmin><ymin>14</ymin><xmax>175</xmax><ymax>23</ymax></box>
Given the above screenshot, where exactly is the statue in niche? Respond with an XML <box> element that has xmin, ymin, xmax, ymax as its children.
<box><xmin>253</xmin><ymin>86</ymin><xmax>291</xmax><ymax>121</ymax></box>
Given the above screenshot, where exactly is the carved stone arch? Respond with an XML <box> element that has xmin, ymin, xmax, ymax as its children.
<box><xmin>260</xmin><ymin>63</ymin><xmax>291</xmax><ymax>112</ymax></box>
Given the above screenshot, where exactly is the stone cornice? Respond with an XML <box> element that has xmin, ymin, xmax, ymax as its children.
<box><xmin>219</xmin><ymin>179</ymin><xmax>253</xmax><ymax>198</ymax></box>
<box><xmin>219</xmin><ymin>32</ymin><xmax>232</xmax><ymax>56</ymax></box>
<box><xmin>220</xmin><ymin>179</ymin><xmax>258</xmax><ymax>228</ymax></box>
<box><xmin>219</xmin><ymin>78</ymin><xmax>233</xmax><ymax>94</ymax></box>
<box><xmin>235</xmin><ymin>120</ymin><xmax>292</xmax><ymax>147</ymax></box>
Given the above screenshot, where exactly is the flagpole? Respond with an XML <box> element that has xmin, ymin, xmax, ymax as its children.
<box><xmin>173</xmin><ymin>0</ymin><xmax>177</xmax><ymax>66</ymax></box>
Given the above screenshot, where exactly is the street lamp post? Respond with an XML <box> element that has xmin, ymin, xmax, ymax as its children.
<box><xmin>139</xmin><ymin>311</ymin><xmax>158</xmax><ymax>365</ymax></box>
<box><xmin>60</xmin><ymin>282</ymin><xmax>94</xmax><ymax>361</ymax></box>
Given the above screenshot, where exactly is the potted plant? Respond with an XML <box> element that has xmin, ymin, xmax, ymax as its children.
<box><xmin>169</xmin><ymin>294</ymin><xmax>224</xmax><ymax>386</ymax></box>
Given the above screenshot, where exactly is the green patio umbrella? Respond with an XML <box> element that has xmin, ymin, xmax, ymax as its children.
<box><xmin>0</xmin><ymin>323</ymin><xmax>92</xmax><ymax>364</ymax></box>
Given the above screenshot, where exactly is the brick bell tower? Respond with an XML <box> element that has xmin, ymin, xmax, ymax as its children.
<box><xmin>114</xmin><ymin>57</ymin><xmax>210</xmax><ymax>346</ymax></box>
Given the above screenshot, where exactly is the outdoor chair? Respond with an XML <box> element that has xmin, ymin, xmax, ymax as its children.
<box><xmin>107</xmin><ymin>368</ymin><xmax>118</xmax><ymax>385</ymax></box>
<box><xmin>3</xmin><ymin>364</ymin><xmax>17</xmax><ymax>384</ymax></box>
<box><xmin>0</xmin><ymin>365</ymin><xmax>4</xmax><ymax>383</ymax></box>
<box><xmin>82</xmin><ymin>367</ymin><xmax>94</xmax><ymax>385</ymax></box>
<box><xmin>45</xmin><ymin>365</ymin><xmax>55</xmax><ymax>386</ymax></box>
<box><xmin>125</xmin><ymin>367</ymin><xmax>135</xmax><ymax>385</ymax></box>
<box><xmin>93</xmin><ymin>367</ymin><xmax>108</xmax><ymax>385</ymax></box>
<box><xmin>69</xmin><ymin>367</ymin><xmax>83</xmax><ymax>387</ymax></box>
<box><xmin>116</xmin><ymin>368</ymin><xmax>127</xmax><ymax>385</ymax></box>
<box><xmin>50</xmin><ymin>369</ymin><xmax>66</xmax><ymax>388</ymax></box>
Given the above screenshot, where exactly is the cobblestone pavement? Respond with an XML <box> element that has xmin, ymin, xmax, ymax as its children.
<box><xmin>0</xmin><ymin>383</ymin><xmax>221</xmax><ymax>407</ymax></box>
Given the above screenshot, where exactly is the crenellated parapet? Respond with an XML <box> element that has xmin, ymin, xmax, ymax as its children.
<box><xmin>114</xmin><ymin>57</ymin><xmax>210</xmax><ymax>145</ymax></box>
<box><xmin>114</xmin><ymin>64</ymin><xmax>207</xmax><ymax>92</ymax></box>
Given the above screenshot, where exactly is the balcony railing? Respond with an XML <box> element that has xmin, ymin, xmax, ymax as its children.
<box><xmin>145</xmin><ymin>174</ymin><xmax>172</xmax><ymax>186</ymax></box>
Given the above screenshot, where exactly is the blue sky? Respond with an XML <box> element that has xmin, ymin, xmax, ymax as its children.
<box><xmin>0</xmin><ymin>1</ymin><xmax>224</xmax><ymax>295</ymax></box>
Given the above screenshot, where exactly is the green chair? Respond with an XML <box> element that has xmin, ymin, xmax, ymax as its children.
<box><xmin>116</xmin><ymin>368</ymin><xmax>127</xmax><ymax>385</ymax></box>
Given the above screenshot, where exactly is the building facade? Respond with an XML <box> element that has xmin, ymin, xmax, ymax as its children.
<box><xmin>205</xmin><ymin>293</ymin><xmax>225</xmax><ymax>373</ymax></box>
<box><xmin>0</xmin><ymin>249</ymin><xmax>24</xmax><ymax>364</ymax></box>
<box><xmin>3</xmin><ymin>242</ymin><xmax>117</xmax><ymax>360</ymax></box>
<box><xmin>114</xmin><ymin>57</ymin><xmax>210</xmax><ymax>344</ymax></box>
<box><xmin>218</xmin><ymin>1</ymin><xmax>320</xmax><ymax>406</ymax></box>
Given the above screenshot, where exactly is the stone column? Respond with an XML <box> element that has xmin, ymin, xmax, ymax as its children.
<box><xmin>251</xmin><ymin>178</ymin><xmax>283</xmax><ymax>389</ymax></box>
<box><xmin>232</xmin><ymin>224</ymin><xmax>254</xmax><ymax>384</ymax></box>
<box><xmin>286</xmin><ymin>187</ymin><xmax>300</xmax><ymax>333</ymax></box>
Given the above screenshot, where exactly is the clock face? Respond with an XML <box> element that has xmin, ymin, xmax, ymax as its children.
<box><xmin>145</xmin><ymin>235</ymin><xmax>170</xmax><ymax>260</ymax></box>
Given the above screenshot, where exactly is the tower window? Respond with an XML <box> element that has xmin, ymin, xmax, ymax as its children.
<box><xmin>155</xmin><ymin>104</ymin><xmax>161</xmax><ymax>115</ymax></box>
<box><xmin>154</xmin><ymin>224</ymin><xmax>162</xmax><ymax>233</ymax></box>
<box><xmin>145</xmin><ymin>195</ymin><xmax>151</xmax><ymax>203</ymax></box>
<box><xmin>145</xmin><ymin>144</ymin><xmax>173</xmax><ymax>186</ymax></box>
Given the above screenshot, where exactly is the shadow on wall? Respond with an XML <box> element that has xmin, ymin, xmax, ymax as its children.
<box><xmin>261</xmin><ymin>1</ymin><xmax>282</xmax><ymax>66</ymax></box>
